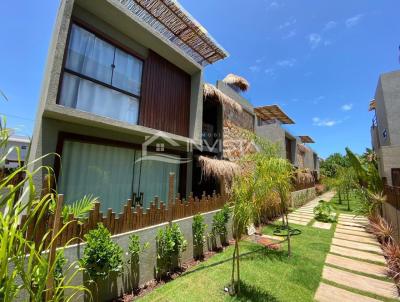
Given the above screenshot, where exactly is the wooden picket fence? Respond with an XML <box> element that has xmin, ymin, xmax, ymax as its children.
<box><xmin>20</xmin><ymin>192</ymin><xmax>228</xmax><ymax>248</ymax></box>
<box><xmin>385</xmin><ymin>184</ymin><xmax>400</xmax><ymax>209</ymax></box>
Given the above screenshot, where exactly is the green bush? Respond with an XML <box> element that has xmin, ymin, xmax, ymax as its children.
<box><xmin>156</xmin><ymin>224</ymin><xmax>187</xmax><ymax>278</ymax></box>
<box><xmin>193</xmin><ymin>214</ymin><xmax>207</xmax><ymax>247</ymax></box>
<box><xmin>80</xmin><ymin>223</ymin><xmax>123</xmax><ymax>280</ymax></box>
<box><xmin>313</xmin><ymin>201</ymin><xmax>336</xmax><ymax>223</ymax></box>
<box><xmin>128</xmin><ymin>234</ymin><xmax>149</xmax><ymax>262</ymax></box>
<box><xmin>212</xmin><ymin>205</ymin><xmax>230</xmax><ymax>244</ymax></box>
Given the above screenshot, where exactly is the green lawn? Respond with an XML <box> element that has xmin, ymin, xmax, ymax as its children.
<box><xmin>137</xmin><ymin>193</ymin><xmax>381</xmax><ymax>302</ymax></box>
<box><xmin>138</xmin><ymin>222</ymin><xmax>334</xmax><ymax>301</ymax></box>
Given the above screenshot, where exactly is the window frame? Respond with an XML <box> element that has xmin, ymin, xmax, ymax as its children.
<box><xmin>56</xmin><ymin>18</ymin><xmax>145</xmax><ymax>119</ymax></box>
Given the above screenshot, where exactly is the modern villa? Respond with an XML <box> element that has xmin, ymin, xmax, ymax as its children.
<box><xmin>370</xmin><ymin>70</ymin><xmax>400</xmax><ymax>187</ymax></box>
<box><xmin>28</xmin><ymin>0</ymin><xmax>228</xmax><ymax>212</ymax></box>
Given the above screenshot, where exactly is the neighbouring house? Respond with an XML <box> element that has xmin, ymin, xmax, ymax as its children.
<box><xmin>370</xmin><ymin>70</ymin><xmax>400</xmax><ymax>187</ymax></box>
<box><xmin>1</xmin><ymin>135</ymin><xmax>30</xmax><ymax>169</ymax></box>
<box><xmin>28</xmin><ymin>0</ymin><xmax>228</xmax><ymax>212</ymax></box>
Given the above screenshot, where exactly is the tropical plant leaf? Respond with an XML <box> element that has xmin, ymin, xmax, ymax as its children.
<box><xmin>62</xmin><ymin>194</ymin><xmax>97</xmax><ymax>222</ymax></box>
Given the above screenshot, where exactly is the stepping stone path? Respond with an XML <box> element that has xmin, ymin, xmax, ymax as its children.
<box><xmin>315</xmin><ymin>213</ymin><xmax>399</xmax><ymax>302</ymax></box>
<box><xmin>287</xmin><ymin>191</ymin><xmax>336</xmax><ymax>226</ymax></box>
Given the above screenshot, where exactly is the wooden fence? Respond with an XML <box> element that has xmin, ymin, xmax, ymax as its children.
<box><xmin>292</xmin><ymin>179</ymin><xmax>315</xmax><ymax>191</ymax></box>
<box><xmin>385</xmin><ymin>184</ymin><xmax>400</xmax><ymax>209</ymax></box>
<box><xmin>21</xmin><ymin>192</ymin><xmax>228</xmax><ymax>248</ymax></box>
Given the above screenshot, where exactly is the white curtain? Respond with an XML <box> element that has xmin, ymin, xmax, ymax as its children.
<box><xmin>59</xmin><ymin>73</ymin><xmax>139</xmax><ymax>124</ymax></box>
<box><xmin>66</xmin><ymin>24</ymin><xmax>114</xmax><ymax>84</ymax></box>
<box><xmin>134</xmin><ymin>152</ymin><xmax>180</xmax><ymax>207</ymax></box>
<box><xmin>59</xmin><ymin>24</ymin><xmax>142</xmax><ymax>124</ymax></box>
<box><xmin>58</xmin><ymin>141</ymin><xmax>136</xmax><ymax>212</ymax></box>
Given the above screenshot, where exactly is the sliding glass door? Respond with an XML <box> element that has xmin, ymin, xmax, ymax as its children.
<box><xmin>58</xmin><ymin>140</ymin><xmax>181</xmax><ymax>212</ymax></box>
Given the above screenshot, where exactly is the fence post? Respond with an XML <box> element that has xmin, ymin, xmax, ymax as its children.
<box><xmin>46</xmin><ymin>194</ymin><xmax>64</xmax><ymax>301</ymax></box>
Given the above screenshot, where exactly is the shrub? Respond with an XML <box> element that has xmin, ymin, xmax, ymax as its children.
<box><xmin>212</xmin><ymin>204</ymin><xmax>231</xmax><ymax>243</ymax></box>
<box><xmin>156</xmin><ymin>224</ymin><xmax>187</xmax><ymax>279</ymax></box>
<box><xmin>313</xmin><ymin>200</ymin><xmax>336</xmax><ymax>222</ymax></box>
<box><xmin>128</xmin><ymin>234</ymin><xmax>149</xmax><ymax>262</ymax></box>
<box><xmin>193</xmin><ymin>214</ymin><xmax>207</xmax><ymax>259</ymax></box>
<box><xmin>367</xmin><ymin>216</ymin><xmax>393</xmax><ymax>244</ymax></box>
<box><xmin>382</xmin><ymin>242</ymin><xmax>400</xmax><ymax>285</ymax></box>
<box><xmin>80</xmin><ymin>223</ymin><xmax>123</xmax><ymax>281</ymax></box>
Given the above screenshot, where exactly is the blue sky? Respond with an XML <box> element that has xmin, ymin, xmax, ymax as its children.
<box><xmin>0</xmin><ymin>1</ymin><xmax>399</xmax><ymax>158</ymax></box>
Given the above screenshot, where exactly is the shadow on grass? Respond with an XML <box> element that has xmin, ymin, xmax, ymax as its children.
<box><xmin>233</xmin><ymin>280</ymin><xmax>279</xmax><ymax>302</ymax></box>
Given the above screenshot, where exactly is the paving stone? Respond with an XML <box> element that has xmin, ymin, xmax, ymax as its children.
<box><xmin>332</xmin><ymin>238</ymin><xmax>383</xmax><ymax>254</ymax></box>
<box><xmin>288</xmin><ymin>219</ymin><xmax>308</xmax><ymax>226</ymax></box>
<box><xmin>322</xmin><ymin>266</ymin><xmax>397</xmax><ymax>299</ymax></box>
<box><xmin>290</xmin><ymin>212</ymin><xmax>314</xmax><ymax>217</ymax></box>
<box><xmin>335</xmin><ymin>228</ymin><xmax>376</xmax><ymax>239</ymax></box>
<box><xmin>339</xmin><ymin>216</ymin><xmax>369</xmax><ymax>223</ymax></box>
<box><xmin>314</xmin><ymin>282</ymin><xmax>382</xmax><ymax>302</ymax></box>
<box><xmin>334</xmin><ymin>232</ymin><xmax>380</xmax><ymax>246</ymax></box>
<box><xmin>325</xmin><ymin>253</ymin><xmax>387</xmax><ymax>277</ymax></box>
<box><xmin>287</xmin><ymin>215</ymin><xmax>312</xmax><ymax>222</ymax></box>
<box><xmin>313</xmin><ymin>221</ymin><xmax>332</xmax><ymax>230</ymax></box>
<box><xmin>338</xmin><ymin>221</ymin><xmax>366</xmax><ymax>228</ymax></box>
<box><xmin>330</xmin><ymin>245</ymin><xmax>385</xmax><ymax>264</ymax></box>
<box><xmin>338</xmin><ymin>219</ymin><xmax>368</xmax><ymax>226</ymax></box>
<box><xmin>336</xmin><ymin>224</ymin><xmax>367</xmax><ymax>232</ymax></box>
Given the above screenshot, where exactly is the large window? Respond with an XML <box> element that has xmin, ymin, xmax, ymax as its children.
<box><xmin>58</xmin><ymin>24</ymin><xmax>143</xmax><ymax>124</ymax></box>
<box><xmin>58</xmin><ymin>140</ymin><xmax>181</xmax><ymax>212</ymax></box>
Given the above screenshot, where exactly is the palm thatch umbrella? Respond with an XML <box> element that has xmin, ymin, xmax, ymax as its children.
<box><xmin>223</xmin><ymin>74</ymin><xmax>250</xmax><ymax>92</ymax></box>
<box><xmin>204</xmin><ymin>83</ymin><xmax>242</xmax><ymax>113</ymax></box>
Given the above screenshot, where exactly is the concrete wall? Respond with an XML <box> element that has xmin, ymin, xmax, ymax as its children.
<box><xmin>290</xmin><ymin>187</ymin><xmax>316</xmax><ymax>208</ymax></box>
<box><xmin>14</xmin><ymin>208</ymin><xmax>233</xmax><ymax>302</ymax></box>
<box><xmin>255</xmin><ymin>123</ymin><xmax>285</xmax><ymax>158</ymax></box>
<box><xmin>377</xmin><ymin>145</ymin><xmax>400</xmax><ymax>185</ymax></box>
<box><xmin>28</xmin><ymin>0</ymin><xmax>206</xmax><ymax>193</ymax></box>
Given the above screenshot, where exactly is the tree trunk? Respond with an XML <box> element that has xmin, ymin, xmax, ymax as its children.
<box><xmin>338</xmin><ymin>191</ymin><xmax>342</xmax><ymax>204</ymax></box>
<box><xmin>236</xmin><ymin>240</ymin><xmax>240</xmax><ymax>294</ymax></box>
<box><xmin>231</xmin><ymin>240</ymin><xmax>236</xmax><ymax>291</ymax></box>
<box><xmin>285</xmin><ymin>212</ymin><xmax>291</xmax><ymax>257</ymax></box>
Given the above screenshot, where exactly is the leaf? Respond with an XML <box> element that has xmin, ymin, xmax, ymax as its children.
<box><xmin>0</xmin><ymin>89</ymin><xmax>8</xmax><ymax>101</ymax></box>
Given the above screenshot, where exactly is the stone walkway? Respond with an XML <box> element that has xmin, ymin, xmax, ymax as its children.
<box><xmin>287</xmin><ymin>191</ymin><xmax>336</xmax><ymax>226</ymax></box>
<box><xmin>314</xmin><ymin>213</ymin><xmax>398</xmax><ymax>302</ymax></box>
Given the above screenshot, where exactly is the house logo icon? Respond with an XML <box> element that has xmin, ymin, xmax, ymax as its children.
<box><xmin>136</xmin><ymin>131</ymin><xmax>192</xmax><ymax>164</ymax></box>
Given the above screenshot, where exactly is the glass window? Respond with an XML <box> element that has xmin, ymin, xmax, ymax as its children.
<box><xmin>59</xmin><ymin>140</ymin><xmax>182</xmax><ymax>212</ymax></box>
<box><xmin>59</xmin><ymin>24</ymin><xmax>143</xmax><ymax>124</ymax></box>
<box><xmin>59</xmin><ymin>73</ymin><xmax>139</xmax><ymax>124</ymax></box>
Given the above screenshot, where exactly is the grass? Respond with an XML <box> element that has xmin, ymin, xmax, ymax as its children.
<box><xmin>137</xmin><ymin>192</ymin><xmax>397</xmax><ymax>302</ymax></box>
<box><xmin>138</xmin><ymin>223</ymin><xmax>334</xmax><ymax>302</ymax></box>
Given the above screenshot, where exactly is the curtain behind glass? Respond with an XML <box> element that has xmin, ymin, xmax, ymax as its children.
<box><xmin>59</xmin><ymin>73</ymin><xmax>139</xmax><ymax>124</ymax></box>
<box><xmin>135</xmin><ymin>152</ymin><xmax>180</xmax><ymax>208</ymax></box>
<box><xmin>58</xmin><ymin>140</ymin><xmax>136</xmax><ymax>212</ymax></box>
<box><xmin>66</xmin><ymin>24</ymin><xmax>114</xmax><ymax>84</ymax></box>
<box><xmin>113</xmin><ymin>48</ymin><xmax>143</xmax><ymax>96</ymax></box>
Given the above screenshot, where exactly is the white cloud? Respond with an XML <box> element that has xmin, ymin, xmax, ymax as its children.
<box><xmin>308</xmin><ymin>33</ymin><xmax>322</xmax><ymax>49</ymax></box>
<box><xmin>282</xmin><ymin>30</ymin><xmax>296</xmax><ymax>39</ymax></box>
<box><xmin>278</xmin><ymin>18</ymin><xmax>297</xmax><ymax>30</ymax></box>
<box><xmin>323</xmin><ymin>21</ymin><xmax>337</xmax><ymax>31</ymax></box>
<box><xmin>346</xmin><ymin>14</ymin><xmax>364</xmax><ymax>28</ymax></box>
<box><xmin>312</xmin><ymin>117</ymin><xmax>341</xmax><ymax>127</ymax></box>
<box><xmin>249</xmin><ymin>65</ymin><xmax>261</xmax><ymax>72</ymax></box>
<box><xmin>276</xmin><ymin>58</ymin><xmax>296</xmax><ymax>67</ymax></box>
<box><xmin>264</xmin><ymin>68</ymin><xmax>276</xmax><ymax>77</ymax></box>
<box><xmin>341</xmin><ymin>103</ymin><xmax>353</xmax><ymax>111</ymax></box>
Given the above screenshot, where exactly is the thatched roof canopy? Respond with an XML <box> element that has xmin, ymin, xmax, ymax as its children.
<box><xmin>254</xmin><ymin>105</ymin><xmax>295</xmax><ymax>124</ymax></box>
<box><xmin>198</xmin><ymin>156</ymin><xmax>239</xmax><ymax>181</ymax></box>
<box><xmin>299</xmin><ymin>136</ymin><xmax>315</xmax><ymax>143</ymax></box>
<box><xmin>222</xmin><ymin>74</ymin><xmax>250</xmax><ymax>91</ymax></box>
<box><xmin>119</xmin><ymin>0</ymin><xmax>228</xmax><ymax>66</ymax></box>
<box><xmin>204</xmin><ymin>83</ymin><xmax>242</xmax><ymax>112</ymax></box>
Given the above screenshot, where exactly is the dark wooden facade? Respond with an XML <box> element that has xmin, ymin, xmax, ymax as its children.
<box><xmin>139</xmin><ymin>50</ymin><xmax>191</xmax><ymax>137</ymax></box>
<box><xmin>285</xmin><ymin>137</ymin><xmax>293</xmax><ymax>163</ymax></box>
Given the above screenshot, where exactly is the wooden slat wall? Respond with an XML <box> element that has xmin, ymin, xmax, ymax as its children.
<box><xmin>139</xmin><ymin>50</ymin><xmax>191</xmax><ymax>137</ymax></box>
